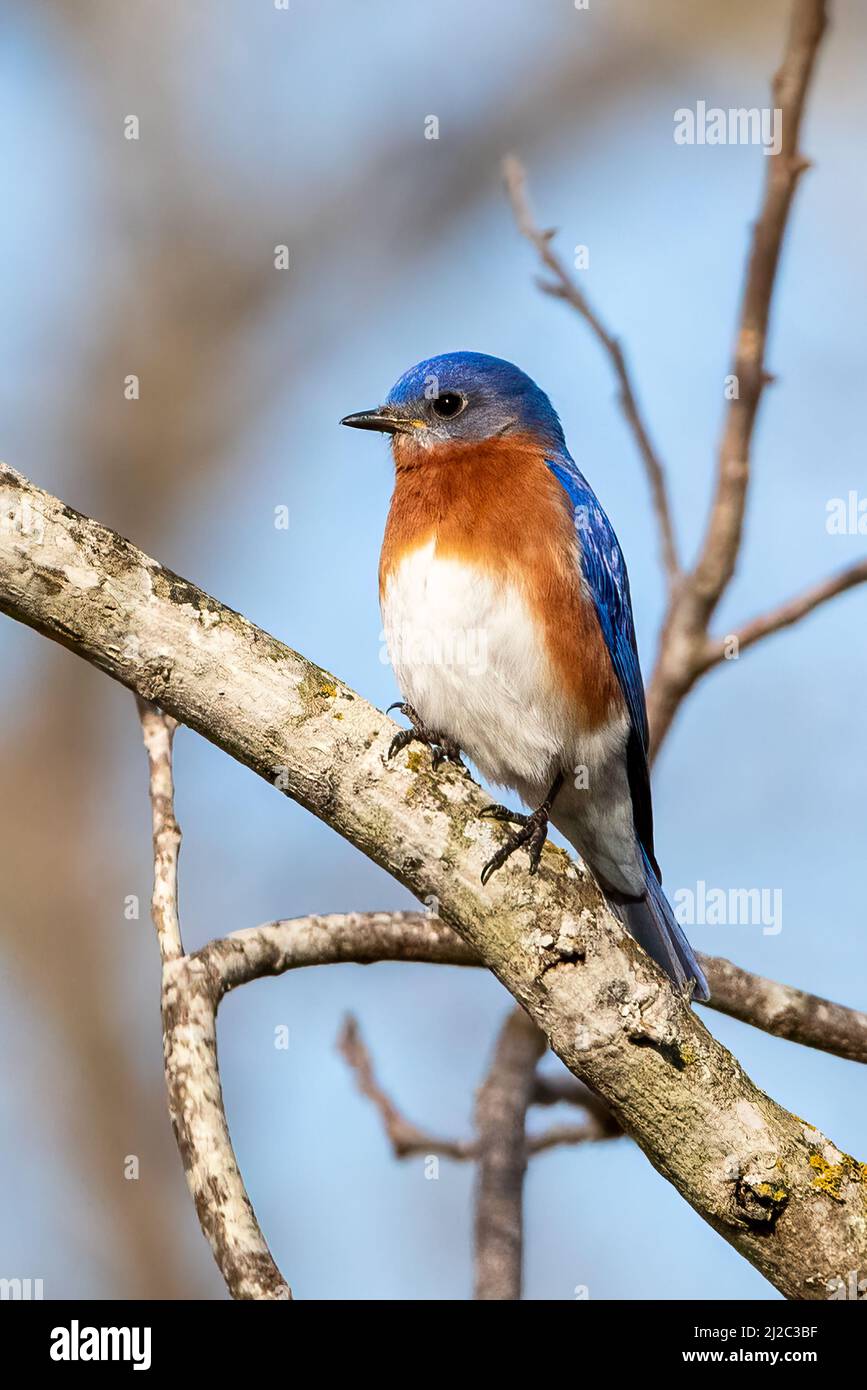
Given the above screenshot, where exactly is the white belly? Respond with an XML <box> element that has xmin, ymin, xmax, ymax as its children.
<box><xmin>383</xmin><ymin>543</ymin><xmax>603</xmax><ymax>783</ymax></box>
<box><xmin>382</xmin><ymin>542</ymin><xmax>641</xmax><ymax>895</ymax></box>
<box><xmin>383</xmin><ymin>543</ymin><xmax>561</xmax><ymax>788</ymax></box>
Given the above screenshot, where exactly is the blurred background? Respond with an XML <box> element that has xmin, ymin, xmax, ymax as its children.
<box><xmin>0</xmin><ymin>0</ymin><xmax>864</xmax><ymax>1300</ymax></box>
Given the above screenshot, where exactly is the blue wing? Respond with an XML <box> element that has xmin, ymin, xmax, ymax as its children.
<box><xmin>546</xmin><ymin>454</ymin><xmax>658</xmax><ymax>875</ymax></box>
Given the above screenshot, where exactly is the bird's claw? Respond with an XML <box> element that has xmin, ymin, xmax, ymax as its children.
<box><xmin>479</xmin><ymin>803</ymin><xmax>529</xmax><ymax>826</ymax></box>
<box><xmin>387</xmin><ymin>727</ymin><xmax>417</xmax><ymax>761</ymax></box>
<box><xmin>386</xmin><ymin>703</ymin><xmax>468</xmax><ymax>774</ymax></box>
<box><xmin>479</xmin><ymin>779</ymin><xmax>563</xmax><ymax>885</ymax></box>
<box><xmin>480</xmin><ymin>810</ymin><xmax>550</xmax><ymax>885</ymax></box>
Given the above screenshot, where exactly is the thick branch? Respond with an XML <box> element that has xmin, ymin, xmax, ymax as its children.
<box><xmin>1</xmin><ymin>461</ymin><xmax>865</xmax><ymax>1298</ymax></box>
<box><xmin>503</xmin><ymin>154</ymin><xmax>679</xmax><ymax>584</ymax></box>
<box><xmin>213</xmin><ymin>915</ymin><xmax>867</xmax><ymax>1068</ymax></box>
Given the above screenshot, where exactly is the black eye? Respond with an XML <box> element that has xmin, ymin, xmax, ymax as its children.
<box><xmin>431</xmin><ymin>391</ymin><xmax>466</xmax><ymax>419</ymax></box>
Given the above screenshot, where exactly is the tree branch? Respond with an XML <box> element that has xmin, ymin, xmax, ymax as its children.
<box><xmin>137</xmin><ymin>698</ymin><xmax>183</xmax><ymax>963</ymax></box>
<box><xmin>473</xmin><ymin>1006</ymin><xmax>546</xmax><ymax>1300</ymax></box>
<box><xmin>528</xmin><ymin>1121</ymin><xmax>618</xmax><ymax>1154</ymax></box>
<box><xmin>503</xmin><ymin>154</ymin><xmax>680</xmax><ymax>585</ymax></box>
<box><xmin>647</xmin><ymin>0</ymin><xmax>829</xmax><ymax>754</ymax></box>
<box><xmin>533</xmin><ymin>1072</ymin><xmax>623</xmax><ymax>1137</ymax></box>
<box><xmin>702</xmin><ymin>558</ymin><xmax>867</xmax><ymax>669</ymax></box>
<box><xmin>138</xmin><ymin>705</ymin><xmax>475</xmax><ymax>1298</ymax></box>
<box><xmin>702</xmin><ymin>955</ymin><xmax>867</xmax><ymax>1063</ymax></box>
<box><xmin>337</xmin><ymin>1013</ymin><xmax>621</xmax><ymax>1168</ymax></box>
<box><xmin>337</xmin><ymin>1014</ymin><xmax>474</xmax><ymax>1160</ymax></box>
<box><xmin>137</xmin><ymin>703</ymin><xmax>292</xmax><ymax>1300</ymax></box>
<box><xmin>2</xmin><ymin>460</ymin><xmax>865</xmax><ymax>1299</ymax></box>
<box><xmin>206</xmin><ymin>916</ymin><xmax>867</xmax><ymax>1071</ymax></box>
<box><xmin>504</xmin><ymin>5</ymin><xmax>836</xmax><ymax>760</ymax></box>
<box><xmin>691</xmin><ymin>0</ymin><xmax>828</xmax><ymax>623</ymax></box>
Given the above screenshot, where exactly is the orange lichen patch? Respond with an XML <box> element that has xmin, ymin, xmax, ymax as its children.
<box><xmin>380</xmin><ymin>433</ymin><xmax>623</xmax><ymax>730</ymax></box>
<box><xmin>808</xmin><ymin>1150</ymin><xmax>867</xmax><ymax>1201</ymax></box>
<box><xmin>755</xmin><ymin>1182</ymin><xmax>788</xmax><ymax>1202</ymax></box>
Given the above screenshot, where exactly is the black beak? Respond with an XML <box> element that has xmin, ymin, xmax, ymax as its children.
<box><xmin>340</xmin><ymin>407</ymin><xmax>405</xmax><ymax>435</ymax></box>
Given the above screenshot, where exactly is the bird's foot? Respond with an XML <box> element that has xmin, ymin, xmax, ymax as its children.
<box><xmin>386</xmin><ymin>702</ymin><xmax>468</xmax><ymax>773</ymax></box>
<box><xmin>479</xmin><ymin>773</ymin><xmax>564</xmax><ymax>886</ymax></box>
<box><xmin>479</xmin><ymin>804</ymin><xmax>550</xmax><ymax>884</ymax></box>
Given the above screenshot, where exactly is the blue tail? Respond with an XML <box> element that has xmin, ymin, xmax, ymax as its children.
<box><xmin>621</xmin><ymin>849</ymin><xmax>710</xmax><ymax>1002</ymax></box>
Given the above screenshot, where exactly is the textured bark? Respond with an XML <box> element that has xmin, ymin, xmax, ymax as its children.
<box><xmin>163</xmin><ymin>903</ymin><xmax>483</xmax><ymax>1296</ymax></box>
<box><xmin>138</xmin><ymin>700</ymin><xmax>184</xmax><ymax>963</ymax></box>
<box><xmin>702</xmin><ymin>955</ymin><xmax>867</xmax><ymax>1064</ymax></box>
<box><xmin>1</xmin><ymin>462</ymin><xmax>865</xmax><ymax>1299</ymax></box>
<box><xmin>161</xmin><ymin>955</ymin><xmax>291</xmax><ymax>1300</ymax></box>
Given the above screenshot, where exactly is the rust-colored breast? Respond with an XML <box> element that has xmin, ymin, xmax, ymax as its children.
<box><xmin>379</xmin><ymin>434</ymin><xmax>623</xmax><ymax>729</ymax></box>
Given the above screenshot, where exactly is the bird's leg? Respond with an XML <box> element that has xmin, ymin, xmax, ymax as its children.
<box><xmin>386</xmin><ymin>702</ymin><xmax>468</xmax><ymax>773</ymax></box>
<box><xmin>479</xmin><ymin>772</ymin><xmax>564</xmax><ymax>885</ymax></box>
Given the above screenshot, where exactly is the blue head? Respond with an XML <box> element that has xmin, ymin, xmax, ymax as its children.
<box><xmin>341</xmin><ymin>351</ymin><xmax>566</xmax><ymax>454</ymax></box>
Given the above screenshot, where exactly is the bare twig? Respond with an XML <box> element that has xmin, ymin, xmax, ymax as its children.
<box><xmin>207</xmin><ymin>912</ymin><xmax>477</xmax><ymax>991</ymax></box>
<box><xmin>137</xmin><ymin>698</ymin><xmax>183</xmax><ymax>963</ymax></box>
<box><xmin>528</xmin><ymin>1122</ymin><xmax>618</xmax><ymax>1154</ymax></box>
<box><xmin>503</xmin><ymin>154</ymin><xmax>680</xmax><ymax>585</ymax></box>
<box><xmin>337</xmin><ymin>1014</ymin><xmax>474</xmax><ymax>1160</ymax></box>
<box><xmin>160</xmin><ymin>957</ymin><xmax>292</xmax><ymax>1300</ymax></box>
<box><xmin>647</xmin><ymin>0</ymin><xmax>830</xmax><ymax>754</ymax></box>
<box><xmin>702</xmin><ymin>558</ymin><xmax>867</xmax><ymax>669</ymax></box>
<box><xmin>505</xmin><ymin>5</ymin><xmax>835</xmax><ymax>760</ymax></box>
<box><xmin>338</xmin><ymin>1012</ymin><xmax>622</xmax><ymax>1168</ymax></box>
<box><xmin>153</xmin><ymin>914</ymin><xmax>474</xmax><ymax>1294</ymax></box>
<box><xmin>218</xmin><ymin>909</ymin><xmax>867</xmax><ymax>1067</ymax></box>
<box><xmin>692</xmin><ymin>0</ymin><xmax>828</xmax><ymax>625</ymax></box>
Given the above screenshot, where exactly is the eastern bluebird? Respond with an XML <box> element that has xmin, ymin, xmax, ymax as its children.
<box><xmin>342</xmin><ymin>351</ymin><xmax>709</xmax><ymax>1001</ymax></box>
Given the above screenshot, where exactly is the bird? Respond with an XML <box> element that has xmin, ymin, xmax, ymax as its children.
<box><xmin>341</xmin><ymin>351</ymin><xmax>709</xmax><ymax>1002</ymax></box>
